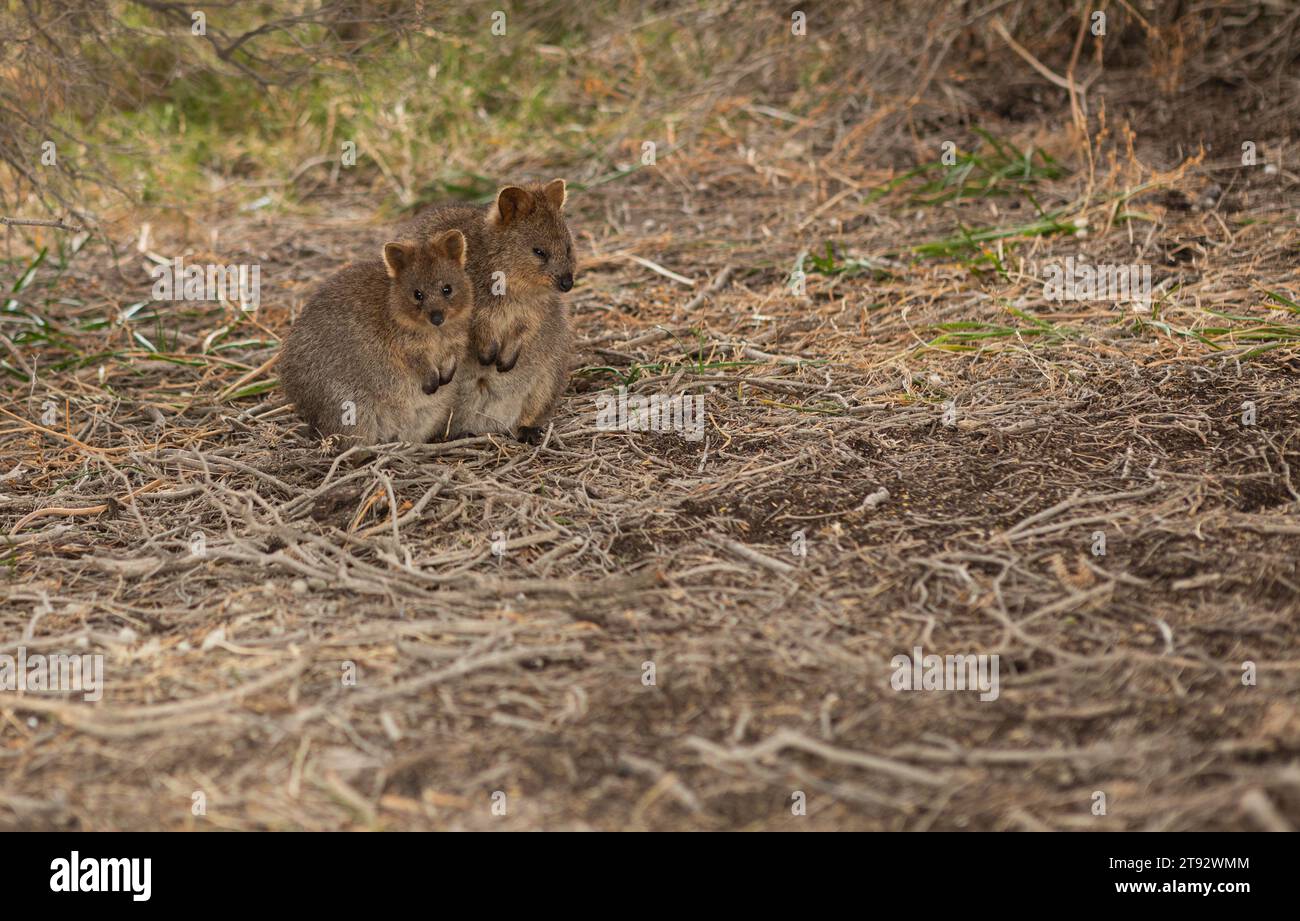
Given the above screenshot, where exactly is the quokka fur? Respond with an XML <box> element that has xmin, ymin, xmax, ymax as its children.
<box><xmin>280</xmin><ymin>229</ymin><xmax>473</xmax><ymax>445</ymax></box>
<box><xmin>402</xmin><ymin>179</ymin><xmax>575</xmax><ymax>442</ymax></box>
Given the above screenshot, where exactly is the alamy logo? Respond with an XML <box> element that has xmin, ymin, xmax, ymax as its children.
<box><xmin>50</xmin><ymin>852</ymin><xmax>151</xmax><ymax>901</ymax></box>
<box><xmin>595</xmin><ymin>387</ymin><xmax>705</xmax><ymax>441</ymax></box>
<box><xmin>890</xmin><ymin>645</ymin><xmax>1000</xmax><ymax>701</ymax></box>
<box><xmin>1040</xmin><ymin>256</ymin><xmax>1151</xmax><ymax>308</ymax></box>
<box><xmin>150</xmin><ymin>256</ymin><xmax>261</xmax><ymax>310</ymax></box>
<box><xmin>0</xmin><ymin>646</ymin><xmax>104</xmax><ymax>701</ymax></box>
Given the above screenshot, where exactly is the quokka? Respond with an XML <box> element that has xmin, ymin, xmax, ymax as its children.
<box><xmin>403</xmin><ymin>179</ymin><xmax>575</xmax><ymax>443</ymax></box>
<box><xmin>280</xmin><ymin>229</ymin><xmax>473</xmax><ymax>445</ymax></box>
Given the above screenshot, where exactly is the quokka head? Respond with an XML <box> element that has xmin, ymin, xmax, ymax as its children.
<box><xmin>382</xmin><ymin>229</ymin><xmax>473</xmax><ymax>328</ymax></box>
<box><xmin>487</xmin><ymin>178</ymin><xmax>576</xmax><ymax>294</ymax></box>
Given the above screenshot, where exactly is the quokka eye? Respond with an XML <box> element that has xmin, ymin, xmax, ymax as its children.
<box><xmin>413</xmin><ymin>289</ymin><xmax>424</xmax><ymax>301</ymax></box>
<box><xmin>533</xmin><ymin>247</ymin><xmax>548</xmax><ymax>261</ymax></box>
<box><xmin>442</xmin><ymin>284</ymin><xmax>453</xmax><ymax>297</ymax></box>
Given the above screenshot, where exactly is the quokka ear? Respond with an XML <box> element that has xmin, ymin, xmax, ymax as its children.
<box><xmin>491</xmin><ymin>186</ymin><xmax>533</xmax><ymax>225</ymax></box>
<box><xmin>542</xmin><ymin>178</ymin><xmax>567</xmax><ymax>211</ymax></box>
<box><xmin>382</xmin><ymin>242</ymin><xmax>416</xmax><ymax>278</ymax></box>
<box><xmin>434</xmin><ymin>229</ymin><xmax>467</xmax><ymax>266</ymax></box>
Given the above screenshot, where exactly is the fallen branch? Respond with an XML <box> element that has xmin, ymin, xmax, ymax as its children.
<box><xmin>1</xmin><ymin>216</ymin><xmax>83</xmax><ymax>232</ymax></box>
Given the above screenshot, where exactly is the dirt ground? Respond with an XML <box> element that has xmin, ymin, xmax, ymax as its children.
<box><xmin>2</xmin><ymin>2</ymin><xmax>1300</xmax><ymax>830</ymax></box>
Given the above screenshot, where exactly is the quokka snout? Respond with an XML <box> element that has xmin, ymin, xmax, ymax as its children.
<box><xmin>280</xmin><ymin>229</ymin><xmax>474</xmax><ymax>445</ymax></box>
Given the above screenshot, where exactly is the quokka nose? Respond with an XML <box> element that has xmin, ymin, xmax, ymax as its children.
<box><xmin>429</xmin><ymin>310</ymin><xmax>445</xmax><ymax>326</ymax></box>
<box><xmin>557</xmin><ymin>273</ymin><xmax>574</xmax><ymax>292</ymax></box>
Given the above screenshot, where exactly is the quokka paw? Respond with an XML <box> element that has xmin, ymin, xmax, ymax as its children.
<box><xmin>477</xmin><ymin>340</ymin><xmax>500</xmax><ymax>367</ymax></box>
<box><xmin>495</xmin><ymin>344</ymin><xmax>521</xmax><ymax>374</ymax></box>
<box><xmin>424</xmin><ymin>360</ymin><xmax>457</xmax><ymax>394</ymax></box>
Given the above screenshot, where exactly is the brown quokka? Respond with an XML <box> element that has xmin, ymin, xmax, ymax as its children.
<box><xmin>403</xmin><ymin>179</ymin><xmax>575</xmax><ymax>443</ymax></box>
<box><xmin>280</xmin><ymin>230</ymin><xmax>473</xmax><ymax>445</ymax></box>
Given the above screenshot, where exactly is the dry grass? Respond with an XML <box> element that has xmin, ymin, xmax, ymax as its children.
<box><xmin>2</xmin><ymin>1</ymin><xmax>1299</xmax><ymax>831</ymax></box>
